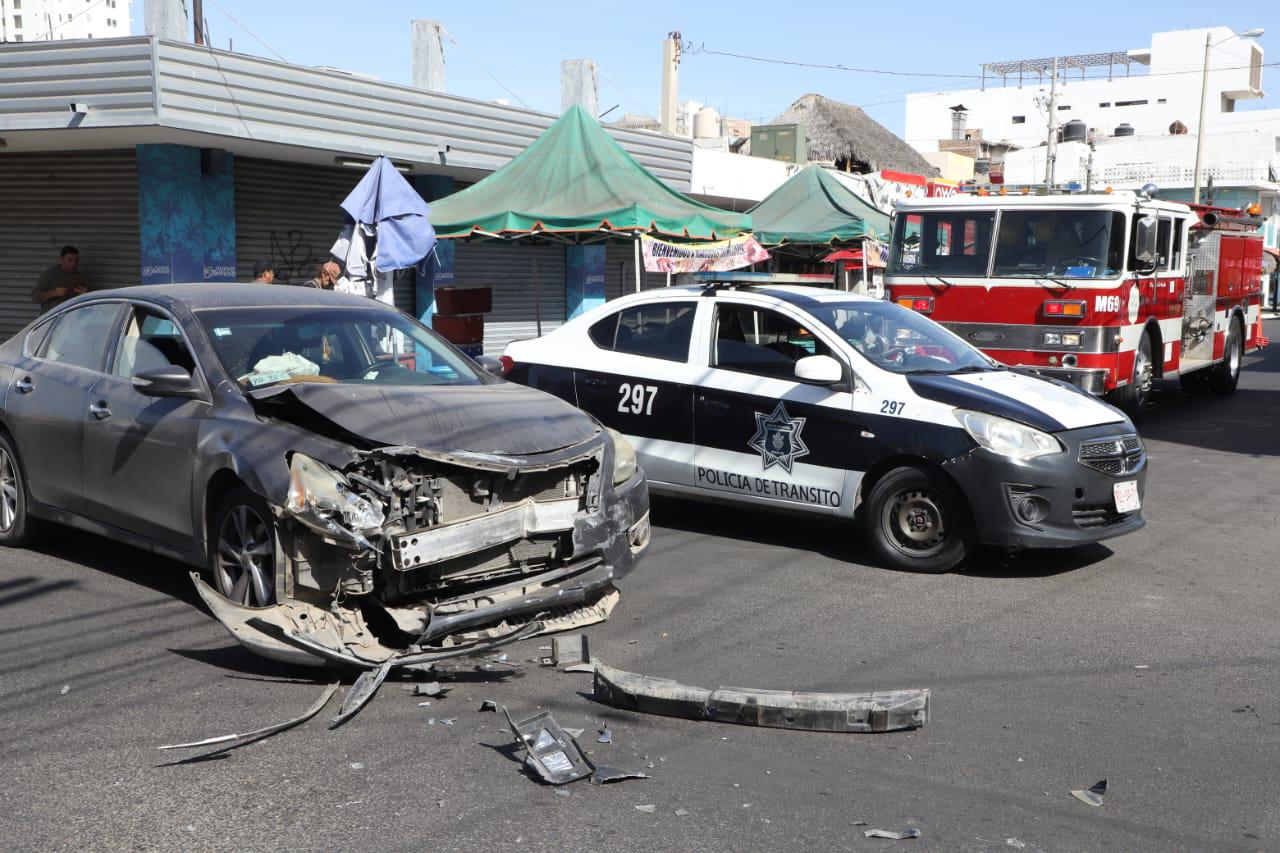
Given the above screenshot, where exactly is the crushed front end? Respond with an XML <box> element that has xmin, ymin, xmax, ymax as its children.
<box><xmin>201</xmin><ymin>433</ymin><xmax>650</xmax><ymax>668</ymax></box>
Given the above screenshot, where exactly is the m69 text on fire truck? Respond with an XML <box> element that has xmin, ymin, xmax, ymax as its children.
<box><xmin>884</xmin><ymin>191</ymin><xmax>1266</xmax><ymax>412</ymax></box>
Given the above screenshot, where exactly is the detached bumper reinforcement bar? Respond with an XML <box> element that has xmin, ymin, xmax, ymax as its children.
<box><xmin>592</xmin><ymin>663</ymin><xmax>929</xmax><ymax>733</ymax></box>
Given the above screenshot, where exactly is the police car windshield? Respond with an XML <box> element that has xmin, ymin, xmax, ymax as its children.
<box><xmin>805</xmin><ymin>301</ymin><xmax>999</xmax><ymax>375</ymax></box>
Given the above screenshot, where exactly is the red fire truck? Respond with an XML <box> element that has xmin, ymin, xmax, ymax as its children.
<box><xmin>884</xmin><ymin>192</ymin><xmax>1266</xmax><ymax>412</ymax></box>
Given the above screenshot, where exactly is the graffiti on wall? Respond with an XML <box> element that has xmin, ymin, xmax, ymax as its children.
<box><xmin>268</xmin><ymin>230</ymin><xmax>317</xmax><ymax>283</ymax></box>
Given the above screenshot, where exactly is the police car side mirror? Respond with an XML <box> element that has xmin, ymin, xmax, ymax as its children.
<box><xmin>794</xmin><ymin>354</ymin><xmax>843</xmax><ymax>386</ymax></box>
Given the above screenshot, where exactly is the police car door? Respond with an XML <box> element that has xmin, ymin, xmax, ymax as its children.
<box><xmin>572</xmin><ymin>299</ymin><xmax>701</xmax><ymax>487</ymax></box>
<box><xmin>692</xmin><ymin>298</ymin><xmax>858</xmax><ymax>515</ymax></box>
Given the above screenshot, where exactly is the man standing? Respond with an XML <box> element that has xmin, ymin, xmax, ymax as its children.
<box><xmin>32</xmin><ymin>245</ymin><xmax>93</xmax><ymax>314</ymax></box>
<box><xmin>302</xmin><ymin>261</ymin><xmax>341</xmax><ymax>289</ymax></box>
<box><xmin>252</xmin><ymin>260</ymin><xmax>276</xmax><ymax>284</ymax></box>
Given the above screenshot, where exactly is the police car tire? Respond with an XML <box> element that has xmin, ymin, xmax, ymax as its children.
<box><xmin>1208</xmin><ymin>317</ymin><xmax>1243</xmax><ymax>397</ymax></box>
<box><xmin>863</xmin><ymin>466</ymin><xmax>969</xmax><ymax>574</ymax></box>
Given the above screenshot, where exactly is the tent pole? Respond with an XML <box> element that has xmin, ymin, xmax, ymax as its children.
<box><xmin>861</xmin><ymin>241</ymin><xmax>869</xmax><ymax>297</ymax></box>
<box><xmin>633</xmin><ymin>235</ymin><xmax>641</xmax><ymax>293</ymax></box>
<box><xmin>533</xmin><ymin>244</ymin><xmax>543</xmax><ymax>336</ymax></box>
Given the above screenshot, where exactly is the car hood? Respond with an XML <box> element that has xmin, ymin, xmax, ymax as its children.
<box><xmin>247</xmin><ymin>380</ymin><xmax>601</xmax><ymax>456</ymax></box>
<box><xmin>907</xmin><ymin>369</ymin><xmax>1127</xmax><ymax>432</ymax></box>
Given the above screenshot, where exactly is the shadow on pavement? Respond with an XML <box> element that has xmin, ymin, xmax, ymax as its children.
<box><xmin>26</xmin><ymin>526</ymin><xmax>201</xmax><ymax>607</ymax></box>
<box><xmin>0</xmin><ymin>577</ymin><xmax>79</xmax><ymax>608</ymax></box>
<box><xmin>960</xmin><ymin>542</ymin><xmax>1114</xmax><ymax>578</ymax></box>
<box><xmin>1133</xmin><ymin>385</ymin><xmax>1280</xmax><ymax>458</ymax></box>
<box><xmin>169</xmin><ymin>644</ymin><xmax>323</xmax><ymax>680</ymax></box>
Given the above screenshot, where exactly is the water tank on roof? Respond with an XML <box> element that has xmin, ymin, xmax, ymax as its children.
<box><xmin>1062</xmin><ymin>119</ymin><xmax>1087</xmax><ymax>143</ymax></box>
<box><xmin>694</xmin><ymin>106</ymin><xmax>721</xmax><ymax>139</ymax></box>
<box><xmin>1114</xmin><ymin>123</ymin><xmax>1135</xmax><ymax>137</ymax></box>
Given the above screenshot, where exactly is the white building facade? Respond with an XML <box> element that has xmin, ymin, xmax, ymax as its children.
<box><xmin>0</xmin><ymin>0</ymin><xmax>129</xmax><ymax>43</ymax></box>
<box><xmin>905</xmin><ymin>27</ymin><xmax>1268</xmax><ymax>153</ymax></box>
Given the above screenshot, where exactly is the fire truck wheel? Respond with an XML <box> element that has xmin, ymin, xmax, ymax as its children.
<box><xmin>1209</xmin><ymin>316</ymin><xmax>1244</xmax><ymax>396</ymax></box>
<box><xmin>864</xmin><ymin>465</ymin><xmax>970</xmax><ymax>574</ymax></box>
<box><xmin>1109</xmin><ymin>332</ymin><xmax>1154</xmax><ymax>414</ymax></box>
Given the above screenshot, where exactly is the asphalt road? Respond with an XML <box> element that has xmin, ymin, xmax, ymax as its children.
<box><xmin>3</xmin><ymin>320</ymin><xmax>1279</xmax><ymax>853</ymax></box>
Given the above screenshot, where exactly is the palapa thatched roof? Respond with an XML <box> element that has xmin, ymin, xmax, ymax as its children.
<box><xmin>773</xmin><ymin>94</ymin><xmax>938</xmax><ymax>176</ymax></box>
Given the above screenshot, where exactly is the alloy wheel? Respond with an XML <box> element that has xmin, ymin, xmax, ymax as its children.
<box><xmin>0</xmin><ymin>448</ymin><xmax>17</xmax><ymax>533</ymax></box>
<box><xmin>1133</xmin><ymin>345</ymin><xmax>1154</xmax><ymax>408</ymax></box>
<box><xmin>215</xmin><ymin>505</ymin><xmax>275</xmax><ymax>607</ymax></box>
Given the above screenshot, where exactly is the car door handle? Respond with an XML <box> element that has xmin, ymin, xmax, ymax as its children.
<box><xmin>89</xmin><ymin>401</ymin><xmax>112</xmax><ymax>420</ymax></box>
<box><xmin>582</xmin><ymin>377</ymin><xmax>608</xmax><ymax>389</ymax></box>
<box><xmin>14</xmin><ymin>377</ymin><xmax>33</xmax><ymax>394</ymax></box>
<box><xmin>698</xmin><ymin>396</ymin><xmax>730</xmax><ymax>413</ymax></box>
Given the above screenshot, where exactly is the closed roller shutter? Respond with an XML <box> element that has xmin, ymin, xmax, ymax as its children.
<box><xmin>0</xmin><ymin>151</ymin><xmax>140</xmax><ymax>340</ymax></box>
<box><xmin>453</xmin><ymin>242</ymin><xmax>566</xmax><ymax>355</ymax></box>
<box><xmin>605</xmin><ymin>240</ymin><xmax>667</xmax><ymax>301</ymax></box>
<box><xmin>235</xmin><ymin>158</ymin><xmax>356</xmax><ymax>286</ymax></box>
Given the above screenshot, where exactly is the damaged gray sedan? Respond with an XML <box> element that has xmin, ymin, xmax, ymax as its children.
<box><xmin>0</xmin><ymin>285</ymin><xmax>650</xmax><ymax>666</ymax></box>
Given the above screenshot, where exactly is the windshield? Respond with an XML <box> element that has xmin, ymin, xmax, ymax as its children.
<box><xmin>196</xmin><ymin>306</ymin><xmax>488</xmax><ymax>390</ymax></box>
<box><xmin>805</xmin><ymin>300</ymin><xmax>999</xmax><ymax>375</ymax></box>
<box><xmin>888</xmin><ymin>210</ymin><xmax>996</xmax><ymax>277</ymax></box>
<box><xmin>993</xmin><ymin>210</ymin><xmax>1126</xmax><ymax>279</ymax></box>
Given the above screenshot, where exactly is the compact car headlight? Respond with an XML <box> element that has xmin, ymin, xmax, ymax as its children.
<box><xmin>606</xmin><ymin>428</ymin><xmax>638</xmax><ymax>486</ymax></box>
<box><xmin>954</xmin><ymin>410</ymin><xmax>1063</xmax><ymax>461</ymax></box>
<box><xmin>286</xmin><ymin>453</ymin><xmax>385</xmax><ymax>532</ymax></box>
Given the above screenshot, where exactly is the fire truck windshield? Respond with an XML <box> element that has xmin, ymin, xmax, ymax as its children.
<box><xmin>992</xmin><ymin>210</ymin><xmax>1126</xmax><ymax>279</ymax></box>
<box><xmin>888</xmin><ymin>210</ymin><xmax>996</xmax><ymax>278</ymax></box>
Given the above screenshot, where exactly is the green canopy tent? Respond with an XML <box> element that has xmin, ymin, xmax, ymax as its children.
<box><xmin>428</xmin><ymin>105</ymin><xmax>752</xmax><ymax>332</ymax></box>
<box><xmin>747</xmin><ymin>164</ymin><xmax>891</xmax><ymax>256</ymax></box>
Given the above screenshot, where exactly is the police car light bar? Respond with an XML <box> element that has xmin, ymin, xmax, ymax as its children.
<box><xmin>689</xmin><ymin>272</ymin><xmax>834</xmax><ymax>286</ymax></box>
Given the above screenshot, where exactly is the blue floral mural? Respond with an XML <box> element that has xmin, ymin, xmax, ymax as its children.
<box><xmin>137</xmin><ymin>144</ymin><xmax>235</xmax><ymax>284</ymax></box>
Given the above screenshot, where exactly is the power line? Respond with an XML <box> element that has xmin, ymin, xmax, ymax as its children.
<box><xmin>441</xmin><ymin>27</ymin><xmax>531</xmax><ymax>109</ymax></box>
<box><xmin>599</xmin><ymin>69</ymin><xmax>659</xmax><ymax>123</ymax></box>
<box><xmin>31</xmin><ymin>0</ymin><xmax>109</xmax><ymax>41</ymax></box>
<box><xmin>206</xmin><ymin>0</ymin><xmax>287</xmax><ymax>61</ymax></box>
<box><xmin>683</xmin><ymin>43</ymin><xmax>985</xmax><ymax>80</ymax></box>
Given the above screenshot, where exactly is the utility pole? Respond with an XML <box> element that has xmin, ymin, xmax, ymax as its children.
<box><xmin>193</xmin><ymin>0</ymin><xmax>205</xmax><ymax>45</ymax></box>
<box><xmin>1044</xmin><ymin>57</ymin><xmax>1058</xmax><ymax>188</ymax></box>
<box><xmin>1192</xmin><ymin>31</ymin><xmax>1212</xmax><ymax>204</ymax></box>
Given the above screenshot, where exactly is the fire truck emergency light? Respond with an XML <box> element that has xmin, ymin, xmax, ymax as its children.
<box><xmin>1043</xmin><ymin>300</ymin><xmax>1087</xmax><ymax>318</ymax></box>
<box><xmin>896</xmin><ymin>297</ymin><xmax>934</xmax><ymax>314</ymax></box>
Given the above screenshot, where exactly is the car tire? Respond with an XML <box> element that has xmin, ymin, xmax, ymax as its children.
<box><xmin>1108</xmin><ymin>331</ymin><xmax>1154</xmax><ymax>414</ymax></box>
<box><xmin>1208</xmin><ymin>316</ymin><xmax>1243</xmax><ymax>396</ymax></box>
<box><xmin>0</xmin><ymin>432</ymin><xmax>42</xmax><ymax>547</ymax></box>
<box><xmin>210</xmin><ymin>486</ymin><xmax>277</xmax><ymax>607</ymax></box>
<box><xmin>863</xmin><ymin>465</ymin><xmax>970</xmax><ymax>573</ymax></box>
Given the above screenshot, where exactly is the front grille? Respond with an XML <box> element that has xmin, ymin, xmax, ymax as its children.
<box><xmin>1078</xmin><ymin>434</ymin><xmax>1144</xmax><ymax>477</ymax></box>
<box><xmin>1072</xmin><ymin>504</ymin><xmax>1134</xmax><ymax>529</ymax></box>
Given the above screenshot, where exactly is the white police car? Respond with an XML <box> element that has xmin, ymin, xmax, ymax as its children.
<box><xmin>503</xmin><ymin>281</ymin><xmax>1146</xmax><ymax>572</ymax></box>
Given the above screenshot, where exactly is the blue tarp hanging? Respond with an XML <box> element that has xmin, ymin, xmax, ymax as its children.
<box><xmin>338</xmin><ymin>156</ymin><xmax>437</xmax><ymax>274</ymax></box>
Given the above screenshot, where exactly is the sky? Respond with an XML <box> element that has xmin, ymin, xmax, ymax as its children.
<box><xmin>130</xmin><ymin>1</ymin><xmax>1279</xmax><ymax>140</ymax></box>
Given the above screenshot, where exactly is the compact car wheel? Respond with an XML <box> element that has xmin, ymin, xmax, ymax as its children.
<box><xmin>863</xmin><ymin>466</ymin><xmax>969</xmax><ymax>573</ymax></box>
<box><xmin>211</xmin><ymin>487</ymin><xmax>276</xmax><ymax>607</ymax></box>
<box><xmin>0</xmin><ymin>433</ymin><xmax>40</xmax><ymax>546</ymax></box>
<box><xmin>1208</xmin><ymin>317</ymin><xmax>1243</xmax><ymax>396</ymax></box>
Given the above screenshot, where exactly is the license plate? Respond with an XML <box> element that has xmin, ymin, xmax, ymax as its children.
<box><xmin>1113</xmin><ymin>480</ymin><xmax>1140</xmax><ymax>513</ymax></box>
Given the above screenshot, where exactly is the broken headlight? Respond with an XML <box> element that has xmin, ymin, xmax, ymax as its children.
<box><xmin>286</xmin><ymin>453</ymin><xmax>385</xmax><ymax>532</ymax></box>
<box><xmin>954</xmin><ymin>410</ymin><xmax>1063</xmax><ymax>461</ymax></box>
<box><xmin>606</xmin><ymin>428</ymin><xmax>638</xmax><ymax>486</ymax></box>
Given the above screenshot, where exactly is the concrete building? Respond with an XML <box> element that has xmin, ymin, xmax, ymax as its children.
<box><xmin>0</xmin><ymin>34</ymin><xmax>696</xmax><ymax>350</ymax></box>
<box><xmin>906</xmin><ymin>27</ymin><xmax>1268</xmax><ymax>153</ymax></box>
<box><xmin>0</xmin><ymin>0</ymin><xmax>129</xmax><ymax>42</ymax></box>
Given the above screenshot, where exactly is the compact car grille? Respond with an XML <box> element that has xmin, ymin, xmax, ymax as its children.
<box><xmin>1077</xmin><ymin>435</ymin><xmax>1144</xmax><ymax>477</ymax></box>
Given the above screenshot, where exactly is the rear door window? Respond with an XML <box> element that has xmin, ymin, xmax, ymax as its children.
<box><xmin>588</xmin><ymin>302</ymin><xmax>698</xmax><ymax>362</ymax></box>
<box><xmin>41</xmin><ymin>303</ymin><xmax>123</xmax><ymax>372</ymax></box>
<box><xmin>712</xmin><ymin>303</ymin><xmax>835</xmax><ymax>380</ymax></box>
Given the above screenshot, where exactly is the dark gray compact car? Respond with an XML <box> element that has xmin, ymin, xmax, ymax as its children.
<box><xmin>0</xmin><ymin>285</ymin><xmax>649</xmax><ymax>666</ymax></box>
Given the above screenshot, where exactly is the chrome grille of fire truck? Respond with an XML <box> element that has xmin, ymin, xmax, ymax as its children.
<box><xmin>1078</xmin><ymin>435</ymin><xmax>1145</xmax><ymax>476</ymax></box>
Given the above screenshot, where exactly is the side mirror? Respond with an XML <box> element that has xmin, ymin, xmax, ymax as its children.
<box><xmin>1134</xmin><ymin>215</ymin><xmax>1159</xmax><ymax>267</ymax></box>
<box><xmin>133</xmin><ymin>365</ymin><xmax>198</xmax><ymax>398</ymax></box>
<box><xmin>794</xmin><ymin>354</ymin><xmax>843</xmax><ymax>385</ymax></box>
<box><xmin>474</xmin><ymin>355</ymin><xmax>507</xmax><ymax>377</ymax></box>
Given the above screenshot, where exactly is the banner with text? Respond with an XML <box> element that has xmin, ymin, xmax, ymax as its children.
<box><xmin>641</xmin><ymin>234</ymin><xmax>770</xmax><ymax>273</ymax></box>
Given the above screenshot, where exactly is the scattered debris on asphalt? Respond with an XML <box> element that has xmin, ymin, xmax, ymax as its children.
<box><xmin>503</xmin><ymin>707</ymin><xmax>595</xmax><ymax>785</ymax></box>
<box><xmin>674</xmin><ymin>808</ymin><xmax>690</xmax><ymax>817</ymax></box>
<box><xmin>634</xmin><ymin>804</ymin><xmax>656</xmax><ymax>813</ymax></box>
<box><xmin>159</xmin><ymin>681</ymin><xmax>341</xmax><ymax>751</ymax></box>
<box><xmin>851</xmin><ymin>821</ymin><xmax>869</xmax><ymax>827</ymax></box>
<box><xmin>551</xmin><ymin>634</ymin><xmax>589</xmax><ymax>667</ymax></box>
<box><xmin>863</xmin><ymin>828</ymin><xmax>921</xmax><ymax>840</ymax></box>
<box><xmin>59</xmin><ymin>685</ymin><xmax>70</xmax><ymax>696</ymax></box>
<box><xmin>479</xmin><ymin>700</ymin><xmax>499</xmax><ymax>713</ymax></box>
<box><xmin>597</xmin><ymin>727</ymin><xmax>613</xmax><ymax>744</ymax></box>
<box><xmin>330</xmin><ymin>660</ymin><xmax>393</xmax><ymax>729</ymax></box>
<box><xmin>1006</xmin><ymin>838</ymin><xmax>1027</xmax><ymax>849</ymax></box>
<box><xmin>1070</xmin><ymin>779</ymin><xmax>1108</xmax><ymax>807</ymax></box>
<box><xmin>591</xmin><ymin>663</ymin><xmax>929</xmax><ymax>732</ymax></box>
<box><xmin>411</xmin><ymin>682</ymin><xmax>449</xmax><ymax>698</ymax></box>
<box><xmin>562</xmin><ymin>663</ymin><xmax>596</xmax><ymax>674</ymax></box>
<box><xmin>589</xmin><ymin>766</ymin><xmax>649</xmax><ymax>785</ymax></box>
